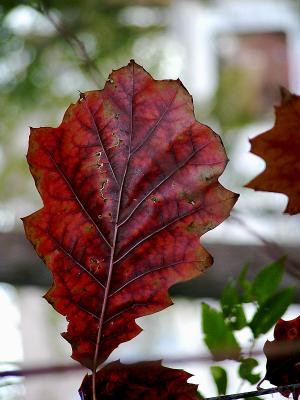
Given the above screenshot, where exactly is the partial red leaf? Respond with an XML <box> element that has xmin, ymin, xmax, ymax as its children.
<box><xmin>23</xmin><ymin>60</ymin><xmax>237</xmax><ymax>370</ymax></box>
<box><xmin>79</xmin><ymin>361</ymin><xmax>200</xmax><ymax>400</ymax></box>
<box><xmin>262</xmin><ymin>316</ymin><xmax>300</xmax><ymax>399</ymax></box>
<box><xmin>246</xmin><ymin>89</ymin><xmax>300</xmax><ymax>215</ymax></box>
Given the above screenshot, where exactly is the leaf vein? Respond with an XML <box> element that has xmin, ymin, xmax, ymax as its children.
<box><xmin>118</xmin><ymin>138</ymin><xmax>216</xmax><ymax>228</ymax></box>
<box><xmin>109</xmin><ymin>259</ymin><xmax>202</xmax><ymax>298</ymax></box>
<box><xmin>130</xmin><ymin>88</ymin><xmax>179</xmax><ymax>156</ymax></box>
<box><xmin>43</xmin><ymin>228</ymin><xmax>106</xmax><ymax>289</ymax></box>
<box><xmin>103</xmin><ymin>302</ymin><xmax>148</xmax><ymax>325</ymax></box>
<box><xmin>41</xmin><ymin>144</ymin><xmax>112</xmax><ymax>249</ymax></box>
<box><xmin>114</xmin><ymin>196</ymin><xmax>235</xmax><ymax>265</ymax></box>
<box><xmin>82</xmin><ymin>100</ymin><xmax>120</xmax><ymax>187</ymax></box>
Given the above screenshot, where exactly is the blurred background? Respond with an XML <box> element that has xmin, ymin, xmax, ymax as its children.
<box><xmin>0</xmin><ymin>0</ymin><xmax>299</xmax><ymax>399</ymax></box>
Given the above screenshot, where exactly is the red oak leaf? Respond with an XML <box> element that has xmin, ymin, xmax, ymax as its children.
<box><xmin>246</xmin><ymin>89</ymin><xmax>300</xmax><ymax>215</ymax></box>
<box><xmin>262</xmin><ymin>316</ymin><xmax>300</xmax><ymax>399</ymax></box>
<box><xmin>79</xmin><ymin>361</ymin><xmax>200</xmax><ymax>400</ymax></box>
<box><xmin>23</xmin><ymin>60</ymin><xmax>237</xmax><ymax>371</ymax></box>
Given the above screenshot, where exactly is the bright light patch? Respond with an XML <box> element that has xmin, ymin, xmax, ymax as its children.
<box><xmin>4</xmin><ymin>5</ymin><xmax>55</xmax><ymax>36</ymax></box>
<box><xmin>0</xmin><ymin>209</ymin><xmax>15</xmax><ymax>232</ymax></box>
<box><xmin>119</xmin><ymin>6</ymin><xmax>165</xmax><ymax>27</ymax></box>
<box><xmin>0</xmin><ymin>284</ymin><xmax>24</xmax><ymax>399</ymax></box>
<box><xmin>0</xmin><ymin>284</ymin><xmax>23</xmax><ymax>363</ymax></box>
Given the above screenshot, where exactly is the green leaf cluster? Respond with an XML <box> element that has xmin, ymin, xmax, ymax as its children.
<box><xmin>201</xmin><ymin>257</ymin><xmax>294</xmax><ymax>396</ymax></box>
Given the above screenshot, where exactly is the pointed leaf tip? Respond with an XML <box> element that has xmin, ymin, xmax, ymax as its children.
<box><xmin>279</xmin><ymin>86</ymin><xmax>293</xmax><ymax>103</ymax></box>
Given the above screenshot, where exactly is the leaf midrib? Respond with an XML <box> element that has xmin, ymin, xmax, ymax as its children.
<box><xmin>92</xmin><ymin>62</ymin><xmax>136</xmax><ymax>374</ymax></box>
<box><xmin>93</xmin><ymin>64</ymin><xmax>185</xmax><ymax>369</ymax></box>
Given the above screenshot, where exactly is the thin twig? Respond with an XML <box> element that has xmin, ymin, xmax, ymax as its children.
<box><xmin>0</xmin><ymin>363</ymin><xmax>84</xmax><ymax>378</ymax></box>
<box><xmin>231</xmin><ymin>211</ymin><xmax>300</xmax><ymax>279</ymax></box>
<box><xmin>1</xmin><ymin>368</ymin><xmax>300</xmax><ymax>400</ymax></box>
<box><xmin>34</xmin><ymin>1</ymin><xmax>103</xmax><ymax>87</ymax></box>
<box><xmin>205</xmin><ymin>382</ymin><xmax>300</xmax><ymax>400</ymax></box>
<box><xmin>1</xmin><ymin>340</ymin><xmax>300</xmax><ymax>379</ymax></box>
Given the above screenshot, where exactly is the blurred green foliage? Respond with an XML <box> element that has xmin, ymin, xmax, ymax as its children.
<box><xmin>212</xmin><ymin>66</ymin><xmax>257</xmax><ymax>132</ymax></box>
<box><xmin>0</xmin><ymin>0</ymin><xmax>165</xmax><ymax>205</ymax></box>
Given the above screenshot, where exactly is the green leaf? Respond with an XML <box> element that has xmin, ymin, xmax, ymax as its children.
<box><xmin>252</xmin><ymin>258</ymin><xmax>285</xmax><ymax>304</ymax></box>
<box><xmin>249</xmin><ymin>287</ymin><xmax>294</xmax><ymax>337</ymax></box>
<box><xmin>221</xmin><ymin>281</ymin><xmax>247</xmax><ymax>330</ymax></box>
<box><xmin>237</xmin><ymin>264</ymin><xmax>253</xmax><ymax>302</ymax></box>
<box><xmin>210</xmin><ymin>366</ymin><xmax>228</xmax><ymax>395</ymax></box>
<box><xmin>238</xmin><ymin>358</ymin><xmax>260</xmax><ymax>384</ymax></box>
<box><xmin>221</xmin><ymin>281</ymin><xmax>239</xmax><ymax>318</ymax></box>
<box><xmin>201</xmin><ymin>303</ymin><xmax>241</xmax><ymax>360</ymax></box>
<box><xmin>238</xmin><ymin>263</ymin><xmax>249</xmax><ymax>284</ymax></box>
<box><xmin>228</xmin><ymin>304</ymin><xmax>248</xmax><ymax>330</ymax></box>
